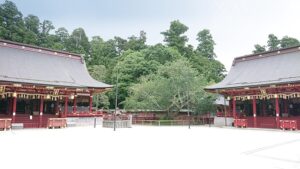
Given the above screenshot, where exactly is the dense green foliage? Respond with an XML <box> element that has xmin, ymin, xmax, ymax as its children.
<box><xmin>253</xmin><ymin>34</ymin><xmax>300</xmax><ymax>53</ymax></box>
<box><xmin>0</xmin><ymin>1</ymin><xmax>226</xmax><ymax>114</ymax></box>
<box><xmin>125</xmin><ymin>59</ymin><xmax>216</xmax><ymax>115</ymax></box>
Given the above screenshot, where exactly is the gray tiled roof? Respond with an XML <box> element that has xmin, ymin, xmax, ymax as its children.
<box><xmin>206</xmin><ymin>49</ymin><xmax>300</xmax><ymax>90</ymax></box>
<box><xmin>0</xmin><ymin>43</ymin><xmax>112</xmax><ymax>89</ymax></box>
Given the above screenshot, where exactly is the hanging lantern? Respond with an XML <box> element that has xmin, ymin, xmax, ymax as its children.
<box><xmin>12</xmin><ymin>92</ymin><xmax>17</xmax><ymax>98</ymax></box>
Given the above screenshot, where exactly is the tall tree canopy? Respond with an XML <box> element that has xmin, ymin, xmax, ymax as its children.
<box><xmin>0</xmin><ymin>0</ymin><xmax>24</xmax><ymax>42</ymax></box>
<box><xmin>125</xmin><ymin>59</ymin><xmax>216</xmax><ymax>115</ymax></box>
<box><xmin>161</xmin><ymin>20</ymin><xmax>189</xmax><ymax>54</ymax></box>
<box><xmin>0</xmin><ymin>1</ymin><xmax>227</xmax><ymax>113</ymax></box>
<box><xmin>267</xmin><ymin>34</ymin><xmax>280</xmax><ymax>51</ymax></box>
<box><xmin>253</xmin><ymin>44</ymin><xmax>266</xmax><ymax>54</ymax></box>
<box><xmin>280</xmin><ymin>36</ymin><xmax>300</xmax><ymax>48</ymax></box>
<box><xmin>196</xmin><ymin>29</ymin><xmax>216</xmax><ymax>59</ymax></box>
<box><xmin>67</xmin><ymin>27</ymin><xmax>90</xmax><ymax>56</ymax></box>
<box><xmin>253</xmin><ymin>34</ymin><xmax>300</xmax><ymax>54</ymax></box>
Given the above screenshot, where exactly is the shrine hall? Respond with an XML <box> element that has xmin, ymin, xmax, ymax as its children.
<box><xmin>206</xmin><ymin>46</ymin><xmax>300</xmax><ymax>130</ymax></box>
<box><xmin>0</xmin><ymin>39</ymin><xmax>111</xmax><ymax>129</ymax></box>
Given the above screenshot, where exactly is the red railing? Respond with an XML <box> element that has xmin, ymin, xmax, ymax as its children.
<box><xmin>0</xmin><ymin>119</ymin><xmax>12</xmax><ymax>130</ymax></box>
<box><xmin>216</xmin><ymin>112</ymin><xmax>233</xmax><ymax>117</ymax></box>
<box><xmin>132</xmin><ymin>113</ymin><xmax>158</xmax><ymax>121</ymax></box>
<box><xmin>103</xmin><ymin>114</ymin><xmax>130</xmax><ymax>120</ymax></box>
<box><xmin>234</xmin><ymin>119</ymin><xmax>247</xmax><ymax>128</ymax></box>
<box><xmin>280</xmin><ymin>120</ymin><xmax>297</xmax><ymax>130</ymax></box>
<box><xmin>47</xmin><ymin>118</ymin><xmax>67</xmax><ymax>129</ymax></box>
<box><xmin>13</xmin><ymin>114</ymin><xmax>57</xmax><ymax>128</ymax></box>
<box><xmin>67</xmin><ymin>111</ymin><xmax>103</xmax><ymax>117</ymax></box>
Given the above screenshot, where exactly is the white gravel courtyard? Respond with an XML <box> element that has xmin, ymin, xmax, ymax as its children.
<box><xmin>1</xmin><ymin>126</ymin><xmax>300</xmax><ymax>169</ymax></box>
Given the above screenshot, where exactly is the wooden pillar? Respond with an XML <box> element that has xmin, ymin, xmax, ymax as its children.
<box><xmin>12</xmin><ymin>94</ymin><xmax>17</xmax><ymax>123</ymax></box>
<box><xmin>252</xmin><ymin>98</ymin><xmax>257</xmax><ymax>128</ymax></box>
<box><xmin>232</xmin><ymin>97</ymin><xmax>236</xmax><ymax>119</ymax></box>
<box><xmin>64</xmin><ymin>96</ymin><xmax>68</xmax><ymax>118</ymax></box>
<box><xmin>275</xmin><ymin>97</ymin><xmax>280</xmax><ymax>128</ymax></box>
<box><xmin>39</xmin><ymin>96</ymin><xmax>44</xmax><ymax>128</ymax></box>
<box><xmin>73</xmin><ymin>97</ymin><xmax>77</xmax><ymax>113</ymax></box>
<box><xmin>89</xmin><ymin>95</ymin><xmax>93</xmax><ymax>113</ymax></box>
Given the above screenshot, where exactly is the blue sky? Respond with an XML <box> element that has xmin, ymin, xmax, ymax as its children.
<box><xmin>3</xmin><ymin>0</ymin><xmax>300</xmax><ymax>70</ymax></box>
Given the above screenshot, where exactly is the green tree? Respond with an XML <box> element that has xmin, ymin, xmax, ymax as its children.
<box><xmin>55</xmin><ymin>27</ymin><xmax>69</xmax><ymax>44</ymax></box>
<box><xmin>0</xmin><ymin>0</ymin><xmax>25</xmax><ymax>42</ymax></box>
<box><xmin>23</xmin><ymin>29</ymin><xmax>38</xmax><ymax>45</ymax></box>
<box><xmin>38</xmin><ymin>20</ymin><xmax>55</xmax><ymax>47</ymax></box>
<box><xmin>280</xmin><ymin>36</ymin><xmax>300</xmax><ymax>48</ymax></box>
<box><xmin>161</xmin><ymin>20</ymin><xmax>188</xmax><ymax>54</ymax></box>
<box><xmin>267</xmin><ymin>34</ymin><xmax>280</xmax><ymax>51</ymax></box>
<box><xmin>190</xmin><ymin>54</ymin><xmax>225</xmax><ymax>83</ymax></box>
<box><xmin>114</xmin><ymin>36</ymin><xmax>127</xmax><ymax>55</ymax></box>
<box><xmin>88</xmin><ymin>64</ymin><xmax>110</xmax><ymax>109</ymax></box>
<box><xmin>125</xmin><ymin>59</ymin><xmax>216</xmax><ymax>116</ymax></box>
<box><xmin>110</xmin><ymin>51</ymin><xmax>160</xmax><ymax>108</ymax></box>
<box><xmin>67</xmin><ymin>28</ymin><xmax>90</xmax><ymax>56</ymax></box>
<box><xmin>88</xmin><ymin>64</ymin><xmax>107</xmax><ymax>82</ymax></box>
<box><xmin>141</xmin><ymin>44</ymin><xmax>181</xmax><ymax>64</ymax></box>
<box><xmin>196</xmin><ymin>29</ymin><xmax>216</xmax><ymax>59</ymax></box>
<box><xmin>252</xmin><ymin>44</ymin><xmax>266</xmax><ymax>54</ymax></box>
<box><xmin>24</xmin><ymin>14</ymin><xmax>40</xmax><ymax>34</ymax></box>
<box><xmin>253</xmin><ymin>34</ymin><xmax>300</xmax><ymax>53</ymax></box>
<box><xmin>23</xmin><ymin>14</ymin><xmax>40</xmax><ymax>45</ymax></box>
<box><xmin>90</xmin><ymin>36</ymin><xmax>118</xmax><ymax>66</ymax></box>
<box><xmin>125</xmin><ymin>30</ymin><xmax>147</xmax><ymax>51</ymax></box>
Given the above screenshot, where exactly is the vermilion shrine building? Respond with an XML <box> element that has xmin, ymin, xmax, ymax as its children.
<box><xmin>0</xmin><ymin>40</ymin><xmax>111</xmax><ymax>128</ymax></box>
<box><xmin>206</xmin><ymin>46</ymin><xmax>300</xmax><ymax>130</ymax></box>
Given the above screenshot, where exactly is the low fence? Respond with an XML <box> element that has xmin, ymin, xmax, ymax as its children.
<box><xmin>66</xmin><ymin>117</ymin><xmax>103</xmax><ymax>127</ymax></box>
<box><xmin>133</xmin><ymin>119</ymin><xmax>213</xmax><ymax>126</ymax></box>
<box><xmin>102</xmin><ymin>120</ymin><xmax>132</xmax><ymax>128</ymax></box>
<box><xmin>213</xmin><ymin>116</ymin><xmax>234</xmax><ymax>127</ymax></box>
<box><xmin>102</xmin><ymin>114</ymin><xmax>132</xmax><ymax>128</ymax></box>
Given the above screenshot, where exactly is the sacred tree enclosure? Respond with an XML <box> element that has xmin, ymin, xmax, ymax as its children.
<box><xmin>206</xmin><ymin>46</ymin><xmax>300</xmax><ymax>130</ymax></box>
<box><xmin>0</xmin><ymin>40</ymin><xmax>111</xmax><ymax>129</ymax></box>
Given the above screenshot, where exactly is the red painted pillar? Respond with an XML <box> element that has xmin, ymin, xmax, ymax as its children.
<box><xmin>73</xmin><ymin>97</ymin><xmax>77</xmax><ymax>113</ymax></box>
<box><xmin>229</xmin><ymin>100</ymin><xmax>232</xmax><ymax>116</ymax></box>
<box><xmin>64</xmin><ymin>96</ymin><xmax>68</xmax><ymax>118</ymax></box>
<box><xmin>252</xmin><ymin>98</ymin><xmax>257</xmax><ymax>128</ymax></box>
<box><xmin>89</xmin><ymin>95</ymin><xmax>93</xmax><ymax>113</ymax></box>
<box><xmin>275</xmin><ymin>97</ymin><xmax>280</xmax><ymax>128</ymax></box>
<box><xmin>232</xmin><ymin>97</ymin><xmax>236</xmax><ymax>119</ymax></box>
<box><xmin>12</xmin><ymin>95</ymin><xmax>17</xmax><ymax>123</ymax></box>
<box><xmin>39</xmin><ymin>96</ymin><xmax>44</xmax><ymax>128</ymax></box>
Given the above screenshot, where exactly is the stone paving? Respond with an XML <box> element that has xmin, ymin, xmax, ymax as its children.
<box><xmin>0</xmin><ymin>126</ymin><xmax>299</xmax><ymax>169</ymax></box>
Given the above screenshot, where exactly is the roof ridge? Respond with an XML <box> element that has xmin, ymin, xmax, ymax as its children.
<box><xmin>0</xmin><ymin>39</ymin><xmax>83</xmax><ymax>59</ymax></box>
<box><xmin>233</xmin><ymin>45</ymin><xmax>300</xmax><ymax>66</ymax></box>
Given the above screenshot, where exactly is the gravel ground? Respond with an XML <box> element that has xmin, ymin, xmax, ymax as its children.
<box><xmin>0</xmin><ymin>126</ymin><xmax>300</xmax><ymax>169</ymax></box>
